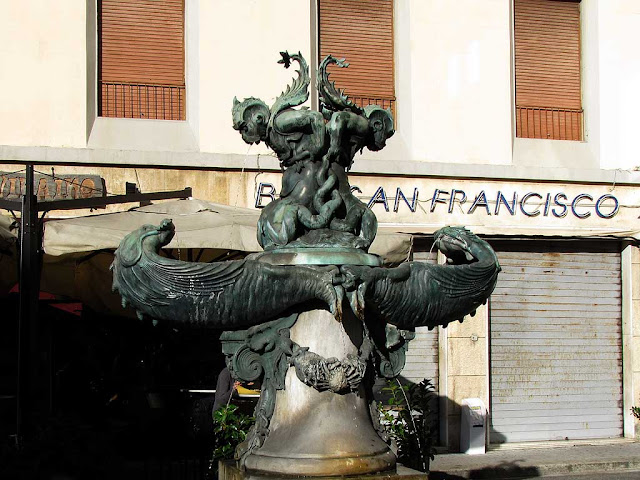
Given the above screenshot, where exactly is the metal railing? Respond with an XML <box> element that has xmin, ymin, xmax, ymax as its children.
<box><xmin>348</xmin><ymin>95</ymin><xmax>396</xmax><ymax>119</ymax></box>
<box><xmin>100</xmin><ymin>81</ymin><xmax>186</xmax><ymax>120</ymax></box>
<box><xmin>516</xmin><ymin>106</ymin><xmax>583</xmax><ymax>141</ymax></box>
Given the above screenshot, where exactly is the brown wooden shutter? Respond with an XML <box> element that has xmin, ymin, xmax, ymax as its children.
<box><xmin>515</xmin><ymin>0</ymin><xmax>582</xmax><ymax>140</ymax></box>
<box><xmin>99</xmin><ymin>0</ymin><xmax>185</xmax><ymax>120</ymax></box>
<box><xmin>318</xmin><ymin>0</ymin><xmax>395</xmax><ymax>115</ymax></box>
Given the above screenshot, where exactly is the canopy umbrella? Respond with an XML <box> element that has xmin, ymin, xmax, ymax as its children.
<box><xmin>0</xmin><ymin>214</ymin><xmax>17</xmax><ymax>247</ymax></box>
<box><xmin>43</xmin><ymin>198</ymin><xmax>262</xmax><ymax>256</ymax></box>
<box><xmin>0</xmin><ymin>215</ymin><xmax>18</xmax><ymax>296</ymax></box>
<box><xmin>43</xmin><ymin>198</ymin><xmax>412</xmax><ymax>263</ymax></box>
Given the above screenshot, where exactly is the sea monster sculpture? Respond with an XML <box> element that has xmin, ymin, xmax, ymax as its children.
<box><xmin>111</xmin><ymin>219</ymin><xmax>341</xmax><ymax>327</ymax></box>
<box><xmin>110</xmin><ymin>221</ymin><xmax>499</xmax><ymax>463</ymax></box>
<box><xmin>341</xmin><ymin>226</ymin><xmax>500</xmax><ymax>329</ymax></box>
<box><xmin>233</xmin><ymin>52</ymin><xmax>394</xmax><ymax>251</ymax></box>
<box><xmin>111</xmin><ymin>51</ymin><xmax>500</xmax><ymax>471</ymax></box>
<box><xmin>112</xmin><ymin>222</ymin><xmax>498</xmax><ymax>332</ymax></box>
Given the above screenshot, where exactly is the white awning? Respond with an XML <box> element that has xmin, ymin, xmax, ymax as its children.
<box><xmin>0</xmin><ymin>215</ymin><xmax>18</xmax><ymax>296</ymax></box>
<box><xmin>43</xmin><ymin>198</ymin><xmax>413</xmax><ymax>264</ymax></box>
<box><xmin>380</xmin><ymin>222</ymin><xmax>640</xmax><ymax>241</ymax></box>
<box><xmin>0</xmin><ymin>214</ymin><xmax>17</xmax><ymax>247</ymax></box>
<box><xmin>43</xmin><ymin>198</ymin><xmax>262</xmax><ymax>255</ymax></box>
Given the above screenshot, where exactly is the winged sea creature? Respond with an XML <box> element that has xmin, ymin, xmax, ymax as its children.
<box><xmin>342</xmin><ymin>226</ymin><xmax>501</xmax><ymax>330</ymax></box>
<box><xmin>111</xmin><ymin>219</ymin><xmax>340</xmax><ymax>328</ymax></box>
<box><xmin>111</xmin><ymin>221</ymin><xmax>499</xmax><ymax>332</ymax></box>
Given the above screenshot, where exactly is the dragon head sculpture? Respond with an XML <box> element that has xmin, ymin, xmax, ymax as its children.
<box><xmin>232</xmin><ymin>97</ymin><xmax>270</xmax><ymax>145</ymax></box>
<box><xmin>364</xmin><ymin>104</ymin><xmax>395</xmax><ymax>152</ymax></box>
<box><xmin>114</xmin><ymin>218</ymin><xmax>175</xmax><ymax>268</ymax></box>
<box><xmin>434</xmin><ymin>225</ymin><xmax>501</xmax><ymax>271</ymax></box>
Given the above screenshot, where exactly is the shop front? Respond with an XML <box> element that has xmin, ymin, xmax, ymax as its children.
<box><xmin>4</xmin><ymin>166</ymin><xmax>637</xmax><ymax>452</ymax></box>
<box><xmin>488</xmin><ymin>239</ymin><xmax>623</xmax><ymax>443</ymax></box>
<box><xmin>250</xmin><ymin>172</ymin><xmax>639</xmax><ymax>449</ymax></box>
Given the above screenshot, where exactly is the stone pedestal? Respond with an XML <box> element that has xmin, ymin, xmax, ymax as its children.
<box><xmin>221</xmin><ymin>461</ymin><xmax>429</xmax><ymax>480</ymax></box>
<box><xmin>243</xmin><ymin>306</ymin><xmax>395</xmax><ymax>477</ymax></box>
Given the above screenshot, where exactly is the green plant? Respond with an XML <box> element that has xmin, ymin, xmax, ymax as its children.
<box><xmin>211</xmin><ymin>404</ymin><xmax>254</xmax><ymax>460</ymax></box>
<box><xmin>378</xmin><ymin>378</ymin><xmax>437</xmax><ymax>473</ymax></box>
<box><xmin>209</xmin><ymin>404</ymin><xmax>254</xmax><ymax>476</ymax></box>
<box><xmin>632</xmin><ymin>406</ymin><xmax>640</xmax><ymax>419</ymax></box>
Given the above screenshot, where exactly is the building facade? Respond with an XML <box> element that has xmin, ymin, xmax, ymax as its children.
<box><xmin>1</xmin><ymin>0</ymin><xmax>640</xmax><ymax>451</ymax></box>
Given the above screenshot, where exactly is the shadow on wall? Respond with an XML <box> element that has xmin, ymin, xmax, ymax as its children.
<box><xmin>436</xmin><ymin>395</ymin><xmax>509</xmax><ymax>452</ymax></box>
<box><xmin>374</xmin><ymin>376</ymin><xmax>528</xmax><ymax>476</ymax></box>
<box><xmin>422</xmin><ymin>394</ymin><xmax>541</xmax><ymax>479</ymax></box>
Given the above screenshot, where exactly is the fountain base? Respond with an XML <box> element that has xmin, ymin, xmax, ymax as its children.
<box><xmin>243</xmin><ymin>306</ymin><xmax>394</xmax><ymax>476</ymax></box>
<box><xmin>220</xmin><ymin>460</ymin><xmax>429</xmax><ymax>480</ymax></box>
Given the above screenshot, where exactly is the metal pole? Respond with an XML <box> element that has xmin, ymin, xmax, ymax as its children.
<box><xmin>16</xmin><ymin>164</ymin><xmax>40</xmax><ymax>444</ymax></box>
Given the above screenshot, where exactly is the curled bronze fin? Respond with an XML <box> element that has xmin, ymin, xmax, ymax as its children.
<box><xmin>269</xmin><ymin>51</ymin><xmax>310</xmax><ymax>124</ymax></box>
<box><xmin>346</xmin><ymin>290</ymin><xmax>362</xmax><ymax>322</ymax></box>
<box><xmin>317</xmin><ymin>55</ymin><xmax>363</xmax><ymax>115</ymax></box>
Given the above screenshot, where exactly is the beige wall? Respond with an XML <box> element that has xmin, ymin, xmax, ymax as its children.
<box><xmin>440</xmin><ymin>304</ymin><xmax>489</xmax><ymax>451</ymax></box>
<box><xmin>198</xmin><ymin>0</ymin><xmax>312</xmax><ymax>155</ymax></box>
<box><xmin>374</xmin><ymin>0</ymin><xmax>513</xmax><ymax>166</ymax></box>
<box><xmin>629</xmin><ymin>246</ymin><xmax>640</xmax><ymax>437</ymax></box>
<box><xmin>596</xmin><ymin>0</ymin><xmax>640</xmax><ymax>170</ymax></box>
<box><xmin>0</xmin><ymin>0</ymin><xmax>87</xmax><ymax>148</ymax></box>
<box><xmin>1</xmin><ymin>0</ymin><xmax>639</xmax><ymax>173</ymax></box>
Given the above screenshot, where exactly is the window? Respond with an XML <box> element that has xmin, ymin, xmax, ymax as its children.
<box><xmin>514</xmin><ymin>0</ymin><xmax>582</xmax><ymax>141</ymax></box>
<box><xmin>318</xmin><ymin>0</ymin><xmax>395</xmax><ymax>116</ymax></box>
<box><xmin>98</xmin><ymin>0</ymin><xmax>185</xmax><ymax>120</ymax></box>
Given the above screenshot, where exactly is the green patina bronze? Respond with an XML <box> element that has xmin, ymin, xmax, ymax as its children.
<box><xmin>232</xmin><ymin>52</ymin><xmax>393</xmax><ymax>252</ymax></box>
<box><xmin>220</xmin><ymin>314</ymin><xmax>298</xmax><ymax>465</ymax></box>
<box><xmin>110</xmin><ymin>51</ymin><xmax>500</xmax><ymax>474</ymax></box>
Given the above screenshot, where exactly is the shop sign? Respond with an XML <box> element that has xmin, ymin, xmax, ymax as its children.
<box><xmin>254</xmin><ymin>182</ymin><xmax>620</xmax><ymax>220</ymax></box>
<box><xmin>249</xmin><ymin>173</ymin><xmax>640</xmax><ymax>237</ymax></box>
<box><xmin>368</xmin><ymin>187</ymin><xmax>619</xmax><ymax>219</ymax></box>
<box><xmin>0</xmin><ymin>172</ymin><xmax>105</xmax><ymax>202</ymax></box>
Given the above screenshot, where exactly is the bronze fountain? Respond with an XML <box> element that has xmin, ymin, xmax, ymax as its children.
<box><xmin>111</xmin><ymin>51</ymin><xmax>500</xmax><ymax>477</ymax></box>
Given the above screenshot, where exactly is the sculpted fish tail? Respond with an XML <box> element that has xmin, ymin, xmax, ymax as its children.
<box><xmin>341</xmin><ymin>226</ymin><xmax>500</xmax><ymax>330</ymax></box>
<box><xmin>110</xmin><ymin>221</ymin><xmax>339</xmax><ymax>328</ymax></box>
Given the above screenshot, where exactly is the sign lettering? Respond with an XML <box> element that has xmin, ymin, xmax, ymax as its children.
<box><xmin>254</xmin><ymin>183</ymin><xmax>620</xmax><ymax>220</ymax></box>
<box><xmin>0</xmin><ymin>172</ymin><xmax>105</xmax><ymax>202</ymax></box>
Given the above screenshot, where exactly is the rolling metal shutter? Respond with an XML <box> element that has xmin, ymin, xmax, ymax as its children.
<box><xmin>400</xmin><ymin>247</ymin><xmax>440</xmax><ymax>442</ymax></box>
<box><xmin>403</xmin><ymin>326</ymin><xmax>439</xmax><ymax>388</ymax></box>
<box><xmin>515</xmin><ymin>0</ymin><xmax>583</xmax><ymax>140</ymax></box>
<box><xmin>490</xmin><ymin>241</ymin><xmax>623</xmax><ymax>443</ymax></box>
<box><xmin>403</xmin><ymin>249</ymin><xmax>439</xmax><ymax>391</ymax></box>
<box><xmin>99</xmin><ymin>0</ymin><xmax>185</xmax><ymax>120</ymax></box>
<box><xmin>318</xmin><ymin>0</ymin><xmax>395</xmax><ymax>114</ymax></box>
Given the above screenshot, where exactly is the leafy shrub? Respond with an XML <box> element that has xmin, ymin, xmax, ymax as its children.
<box><xmin>632</xmin><ymin>406</ymin><xmax>640</xmax><ymax>419</ymax></box>
<box><xmin>208</xmin><ymin>404</ymin><xmax>253</xmax><ymax>477</ymax></box>
<box><xmin>378</xmin><ymin>378</ymin><xmax>438</xmax><ymax>473</ymax></box>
